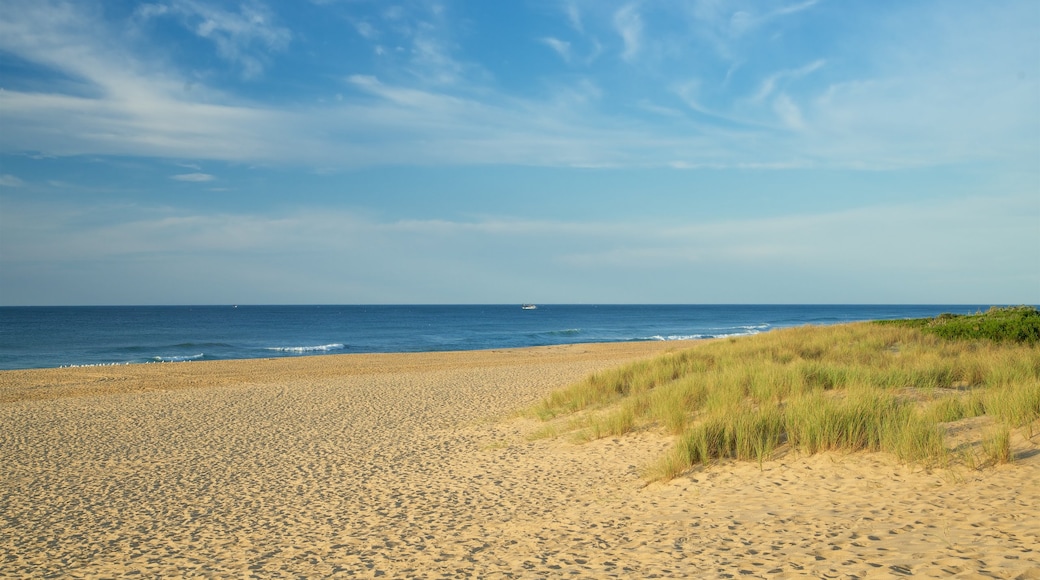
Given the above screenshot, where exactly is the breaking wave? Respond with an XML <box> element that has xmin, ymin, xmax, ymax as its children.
<box><xmin>640</xmin><ymin>326</ymin><xmax>770</xmax><ymax>342</ymax></box>
<box><xmin>60</xmin><ymin>362</ymin><xmax>133</xmax><ymax>368</ymax></box>
<box><xmin>266</xmin><ymin>343</ymin><xmax>345</xmax><ymax>353</ymax></box>
<box><xmin>153</xmin><ymin>353</ymin><xmax>205</xmax><ymax>362</ymax></box>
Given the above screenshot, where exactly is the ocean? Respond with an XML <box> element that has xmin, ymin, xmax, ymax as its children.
<box><xmin>0</xmin><ymin>304</ymin><xmax>994</xmax><ymax>370</ymax></box>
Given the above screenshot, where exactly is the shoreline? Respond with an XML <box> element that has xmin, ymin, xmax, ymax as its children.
<box><xmin>2</xmin><ymin>304</ymin><xmax>999</xmax><ymax>372</ymax></box>
<box><xmin>0</xmin><ymin>340</ymin><xmax>698</xmax><ymax>403</ymax></box>
<box><xmin>1</xmin><ymin>337</ymin><xmax>703</xmax><ymax>373</ymax></box>
<box><xmin>2</xmin><ymin>338</ymin><xmax>1037</xmax><ymax>577</ymax></box>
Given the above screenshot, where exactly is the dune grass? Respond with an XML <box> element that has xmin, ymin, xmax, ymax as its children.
<box><xmin>529</xmin><ymin>309</ymin><xmax>1040</xmax><ymax>481</ymax></box>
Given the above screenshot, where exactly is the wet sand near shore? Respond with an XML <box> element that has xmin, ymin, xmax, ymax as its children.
<box><xmin>2</xmin><ymin>341</ymin><xmax>1037</xmax><ymax>578</ymax></box>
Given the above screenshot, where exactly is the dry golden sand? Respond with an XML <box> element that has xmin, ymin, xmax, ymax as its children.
<box><xmin>1</xmin><ymin>341</ymin><xmax>1037</xmax><ymax>579</ymax></box>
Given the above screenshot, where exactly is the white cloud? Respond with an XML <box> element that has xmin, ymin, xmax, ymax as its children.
<box><xmin>354</xmin><ymin>20</ymin><xmax>378</xmax><ymax>39</ymax></box>
<box><xmin>171</xmin><ymin>172</ymin><xmax>215</xmax><ymax>182</ymax></box>
<box><xmin>637</xmin><ymin>100</ymin><xmax>684</xmax><ymax>118</ymax></box>
<box><xmin>0</xmin><ymin>0</ymin><xmax>294</xmax><ymax>160</ymax></box>
<box><xmin>343</xmin><ymin>3</ymin><xmax>480</xmax><ymax>89</ymax></box>
<box><xmin>540</xmin><ymin>37</ymin><xmax>572</xmax><ymax>63</ymax></box>
<box><xmin>751</xmin><ymin>60</ymin><xmax>826</xmax><ymax>103</ymax></box>
<box><xmin>672</xmin><ymin>80</ymin><xmax>753</xmax><ymax>126</ymax></box>
<box><xmin>774</xmin><ymin>0</ymin><xmax>822</xmax><ymax>18</ymax></box>
<box><xmin>613</xmin><ymin>4</ymin><xmax>643</xmax><ymax>62</ymax></box>
<box><xmin>728</xmin><ymin>0</ymin><xmax>821</xmax><ymax>37</ymax></box>
<box><xmin>565</xmin><ymin>2</ymin><xmax>584</xmax><ymax>33</ymax></box>
<box><xmin>135</xmin><ymin>4</ymin><xmax>170</xmax><ymax>19</ymax></box>
<box><xmin>135</xmin><ymin>0</ymin><xmax>291</xmax><ymax>79</ymax></box>
<box><xmin>0</xmin><ymin>174</ymin><xmax>24</xmax><ymax>187</ymax></box>
<box><xmin>408</xmin><ymin>34</ymin><xmax>467</xmax><ymax>86</ymax></box>
<box><xmin>772</xmin><ymin>94</ymin><xmax>805</xmax><ymax>131</ymax></box>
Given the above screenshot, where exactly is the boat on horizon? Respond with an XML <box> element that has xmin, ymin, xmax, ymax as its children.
<box><xmin>521</xmin><ymin>304</ymin><xmax>537</xmax><ymax>310</ymax></box>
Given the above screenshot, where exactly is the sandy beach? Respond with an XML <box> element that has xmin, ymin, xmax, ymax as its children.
<box><xmin>2</xmin><ymin>341</ymin><xmax>1037</xmax><ymax>578</ymax></box>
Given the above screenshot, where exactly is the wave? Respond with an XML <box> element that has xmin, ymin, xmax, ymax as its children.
<box><xmin>640</xmin><ymin>335</ymin><xmax>707</xmax><ymax>341</ymax></box>
<box><xmin>639</xmin><ymin>328</ymin><xmax>767</xmax><ymax>341</ymax></box>
<box><xmin>152</xmin><ymin>353</ymin><xmax>204</xmax><ymax>362</ymax></box>
<box><xmin>60</xmin><ymin>361</ymin><xmax>134</xmax><ymax>368</ymax></box>
<box><xmin>265</xmin><ymin>343</ymin><xmax>345</xmax><ymax>353</ymax></box>
<box><xmin>121</xmin><ymin>342</ymin><xmax>230</xmax><ymax>353</ymax></box>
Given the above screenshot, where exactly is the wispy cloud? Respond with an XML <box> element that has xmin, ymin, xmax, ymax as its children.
<box><xmin>408</xmin><ymin>33</ymin><xmax>468</xmax><ymax>86</ymax></box>
<box><xmin>565</xmin><ymin>2</ymin><xmax>584</xmax><ymax>33</ymax></box>
<box><xmin>728</xmin><ymin>0</ymin><xmax>821</xmax><ymax>37</ymax></box>
<box><xmin>171</xmin><ymin>172</ymin><xmax>215</xmax><ymax>182</ymax></box>
<box><xmin>540</xmin><ymin>37</ymin><xmax>572</xmax><ymax>63</ymax></box>
<box><xmin>774</xmin><ymin>0</ymin><xmax>822</xmax><ymax>18</ymax></box>
<box><xmin>772</xmin><ymin>94</ymin><xmax>806</xmax><ymax>131</ymax></box>
<box><xmin>0</xmin><ymin>174</ymin><xmax>24</xmax><ymax>187</ymax></box>
<box><xmin>4</xmin><ymin>191</ymin><xmax>1035</xmax><ymax>303</ymax></box>
<box><xmin>751</xmin><ymin>60</ymin><xmax>826</xmax><ymax>103</ymax></box>
<box><xmin>671</xmin><ymin>80</ymin><xmax>760</xmax><ymax>128</ymax></box>
<box><xmin>346</xmin><ymin>3</ymin><xmax>479</xmax><ymax>88</ymax></box>
<box><xmin>0</xmin><ymin>0</ymin><xmax>1035</xmax><ymax>172</ymax></box>
<box><xmin>135</xmin><ymin>0</ymin><xmax>291</xmax><ymax>79</ymax></box>
<box><xmin>613</xmin><ymin>4</ymin><xmax>643</xmax><ymax>62</ymax></box>
<box><xmin>14</xmin><ymin>194</ymin><xmax>1033</xmax><ymax>268</ymax></box>
<box><xmin>353</xmin><ymin>20</ymin><xmax>378</xmax><ymax>40</ymax></box>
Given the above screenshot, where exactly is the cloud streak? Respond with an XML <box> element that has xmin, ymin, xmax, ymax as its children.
<box><xmin>540</xmin><ymin>37</ymin><xmax>572</xmax><ymax>63</ymax></box>
<box><xmin>0</xmin><ymin>174</ymin><xmax>24</xmax><ymax>187</ymax></box>
<box><xmin>171</xmin><ymin>173</ymin><xmax>215</xmax><ymax>182</ymax></box>
<box><xmin>613</xmin><ymin>4</ymin><xmax>643</xmax><ymax>62</ymax></box>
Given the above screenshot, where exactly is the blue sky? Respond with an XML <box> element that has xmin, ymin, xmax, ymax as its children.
<box><xmin>0</xmin><ymin>0</ymin><xmax>1037</xmax><ymax>305</ymax></box>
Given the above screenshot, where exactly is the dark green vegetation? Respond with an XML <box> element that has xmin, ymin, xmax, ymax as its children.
<box><xmin>877</xmin><ymin>305</ymin><xmax>1040</xmax><ymax>344</ymax></box>
<box><xmin>530</xmin><ymin>309</ymin><xmax>1040</xmax><ymax>480</ymax></box>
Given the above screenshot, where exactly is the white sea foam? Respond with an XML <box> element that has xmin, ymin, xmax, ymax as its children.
<box><xmin>60</xmin><ymin>362</ymin><xmax>133</xmax><ymax>368</ymax></box>
<box><xmin>640</xmin><ymin>329</ymin><xmax>763</xmax><ymax>342</ymax></box>
<box><xmin>266</xmin><ymin>343</ymin><xmax>345</xmax><ymax>353</ymax></box>
<box><xmin>153</xmin><ymin>353</ymin><xmax>204</xmax><ymax>362</ymax></box>
<box><xmin>62</xmin><ymin>354</ymin><xmax>205</xmax><ymax>367</ymax></box>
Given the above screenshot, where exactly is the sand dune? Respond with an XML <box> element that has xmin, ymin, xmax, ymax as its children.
<box><xmin>2</xmin><ymin>342</ymin><xmax>1037</xmax><ymax>578</ymax></box>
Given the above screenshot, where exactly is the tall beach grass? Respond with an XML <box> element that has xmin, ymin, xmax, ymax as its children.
<box><xmin>529</xmin><ymin>307</ymin><xmax>1040</xmax><ymax>481</ymax></box>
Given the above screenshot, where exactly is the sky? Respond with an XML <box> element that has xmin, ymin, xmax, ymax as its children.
<box><xmin>0</xmin><ymin>0</ymin><xmax>1037</xmax><ymax>305</ymax></box>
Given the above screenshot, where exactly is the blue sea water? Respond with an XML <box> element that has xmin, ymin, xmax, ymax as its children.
<box><xmin>0</xmin><ymin>304</ymin><xmax>995</xmax><ymax>370</ymax></box>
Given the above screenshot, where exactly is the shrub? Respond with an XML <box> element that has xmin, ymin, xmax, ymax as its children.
<box><xmin>878</xmin><ymin>305</ymin><xmax>1040</xmax><ymax>344</ymax></box>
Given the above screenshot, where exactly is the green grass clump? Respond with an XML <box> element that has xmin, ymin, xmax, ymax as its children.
<box><xmin>984</xmin><ymin>382</ymin><xmax>1040</xmax><ymax>432</ymax></box>
<box><xmin>584</xmin><ymin>405</ymin><xmax>637</xmax><ymax>440</ymax></box>
<box><xmin>533</xmin><ymin>351</ymin><xmax>716</xmax><ymax>420</ymax></box>
<box><xmin>923</xmin><ymin>392</ymin><xmax>987</xmax><ymax>424</ymax></box>
<box><xmin>982</xmin><ymin>425</ymin><xmax>1013</xmax><ymax>464</ymax></box>
<box><xmin>530</xmin><ymin>308</ymin><xmax>1040</xmax><ymax>481</ymax></box>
